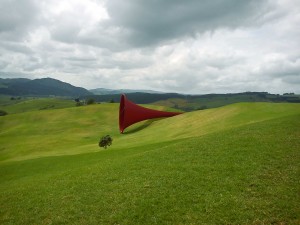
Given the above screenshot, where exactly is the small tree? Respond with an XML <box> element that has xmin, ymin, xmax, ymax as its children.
<box><xmin>99</xmin><ymin>135</ymin><xmax>113</xmax><ymax>149</ymax></box>
<box><xmin>197</xmin><ymin>105</ymin><xmax>207</xmax><ymax>110</ymax></box>
<box><xmin>76</xmin><ymin>102</ymin><xmax>84</xmax><ymax>107</ymax></box>
<box><xmin>0</xmin><ymin>110</ymin><xmax>8</xmax><ymax>116</ymax></box>
<box><xmin>87</xmin><ymin>98</ymin><xmax>95</xmax><ymax>105</ymax></box>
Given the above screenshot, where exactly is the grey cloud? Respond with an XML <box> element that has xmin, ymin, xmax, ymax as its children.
<box><xmin>257</xmin><ymin>57</ymin><xmax>300</xmax><ymax>84</ymax></box>
<box><xmin>0</xmin><ymin>41</ymin><xmax>34</xmax><ymax>54</ymax></box>
<box><xmin>187</xmin><ymin>53</ymin><xmax>246</xmax><ymax>71</ymax></box>
<box><xmin>282</xmin><ymin>75</ymin><xmax>300</xmax><ymax>85</ymax></box>
<box><xmin>47</xmin><ymin>0</ymin><xmax>271</xmax><ymax>51</ymax></box>
<box><xmin>105</xmin><ymin>0</ymin><xmax>270</xmax><ymax>47</ymax></box>
<box><xmin>0</xmin><ymin>0</ymin><xmax>38</xmax><ymax>41</ymax></box>
<box><xmin>64</xmin><ymin>57</ymin><xmax>97</xmax><ymax>62</ymax></box>
<box><xmin>78</xmin><ymin>33</ymin><xmax>128</xmax><ymax>51</ymax></box>
<box><xmin>0</xmin><ymin>61</ymin><xmax>7</xmax><ymax>70</ymax></box>
<box><xmin>0</xmin><ymin>71</ymin><xmax>33</xmax><ymax>79</ymax></box>
<box><xmin>49</xmin><ymin>22</ymin><xmax>119</xmax><ymax>51</ymax></box>
<box><xmin>51</xmin><ymin>25</ymin><xmax>80</xmax><ymax>44</ymax></box>
<box><xmin>103</xmin><ymin>56</ymin><xmax>153</xmax><ymax>70</ymax></box>
<box><xmin>0</xmin><ymin>0</ymin><xmax>299</xmax><ymax>95</ymax></box>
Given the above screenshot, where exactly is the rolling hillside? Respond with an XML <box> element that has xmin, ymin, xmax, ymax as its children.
<box><xmin>0</xmin><ymin>97</ymin><xmax>76</xmax><ymax>114</ymax></box>
<box><xmin>1</xmin><ymin>102</ymin><xmax>298</xmax><ymax>162</ymax></box>
<box><xmin>0</xmin><ymin>103</ymin><xmax>178</xmax><ymax>161</ymax></box>
<box><xmin>0</xmin><ymin>102</ymin><xmax>299</xmax><ymax>224</ymax></box>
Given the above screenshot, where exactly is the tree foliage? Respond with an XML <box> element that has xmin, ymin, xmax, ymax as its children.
<box><xmin>87</xmin><ymin>98</ymin><xmax>95</xmax><ymax>105</ymax></box>
<box><xmin>76</xmin><ymin>102</ymin><xmax>84</xmax><ymax>106</ymax></box>
<box><xmin>99</xmin><ymin>135</ymin><xmax>113</xmax><ymax>149</ymax></box>
<box><xmin>0</xmin><ymin>110</ymin><xmax>8</xmax><ymax>116</ymax></box>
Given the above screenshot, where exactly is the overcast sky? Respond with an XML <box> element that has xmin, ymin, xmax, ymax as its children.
<box><xmin>0</xmin><ymin>0</ymin><xmax>299</xmax><ymax>94</ymax></box>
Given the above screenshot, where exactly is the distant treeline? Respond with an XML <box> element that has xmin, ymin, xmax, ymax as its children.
<box><xmin>83</xmin><ymin>92</ymin><xmax>300</xmax><ymax>105</ymax></box>
<box><xmin>83</xmin><ymin>92</ymin><xmax>184</xmax><ymax>103</ymax></box>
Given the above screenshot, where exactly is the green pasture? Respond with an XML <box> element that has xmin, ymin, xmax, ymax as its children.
<box><xmin>0</xmin><ymin>101</ymin><xmax>299</xmax><ymax>224</ymax></box>
<box><xmin>153</xmin><ymin>95</ymin><xmax>268</xmax><ymax>111</ymax></box>
<box><xmin>0</xmin><ymin>97</ymin><xmax>75</xmax><ymax>114</ymax></box>
<box><xmin>153</xmin><ymin>94</ymin><xmax>298</xmax><ymax>111</ymax></box>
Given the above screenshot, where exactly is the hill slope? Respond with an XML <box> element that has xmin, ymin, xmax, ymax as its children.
<box><xmin>0</xmin><ymin>102</ymin><xmax>299</xmax><ymax>162</ymax></box>
<box><xmin>0</xmin><ymin>97</ymin><xmax>76</xmax><ymax>114</ymax></box>
<box><xmin>0</xmin><ymin>102</ymin><xmax>299</xmax><ymax>224</ymax></box>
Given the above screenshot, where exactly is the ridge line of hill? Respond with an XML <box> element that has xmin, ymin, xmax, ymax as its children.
<box><xmin>0</xmin><ymin>77</ymin><xmax>92</xmax><ymax>97</ymax></box>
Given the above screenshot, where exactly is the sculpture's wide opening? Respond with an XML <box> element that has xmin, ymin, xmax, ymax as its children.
<box><xmin>118</xmin><ymin>93</ymin><xmax>182</xmax><ymax>133</ymax></box>
<box><xmin>119</xmin><ymin>94</ymin><xmax>125</xmax><ymax>133</ymax></box>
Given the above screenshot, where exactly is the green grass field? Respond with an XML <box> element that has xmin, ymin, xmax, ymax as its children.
<box><xmin>0</xmin><ymin>97</ymin><xmax>76</xmax><ymax>114</ymax></box>
<box><xmin>153</xmin><ymin>94</ymin><xmax>300</xmax><ymax>111</ymax></box>
<box><xmin>0</xmin><ymin>101</ymin><xmax>299</xmax><ymax>224</ymax></box>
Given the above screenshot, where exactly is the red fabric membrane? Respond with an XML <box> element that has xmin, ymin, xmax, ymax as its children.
<box><xmin>119</xmin><ymin>94</ymin><xmax>182</xmax><ymax>133</ymax></box>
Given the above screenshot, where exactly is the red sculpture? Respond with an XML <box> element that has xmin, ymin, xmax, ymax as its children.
<box><xmin>119</xmin><ymin>94</ymin><xmax>182</xmax><ymax>133</ymax></box>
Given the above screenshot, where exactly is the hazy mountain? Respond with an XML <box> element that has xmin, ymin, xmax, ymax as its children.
<box><xmin>0</xmin><ymin>77</ymin><xmax>92</xmax><ymax>97</ymax></box>
<box><xmin>89</xmin><ymin>88</ymin><xmax>163</xmax><ymax>95</ymax></box>
<box><xmin>85</xmin><ymin>92</ymin><xmax>182</xmax><ymax>103</ymax></box>
<box><xmin>85</xmin><ymin>92</ymin><xmax>300</xmax><ymax>111</ymax></box>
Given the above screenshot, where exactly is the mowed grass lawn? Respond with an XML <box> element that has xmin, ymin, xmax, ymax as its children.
<box><xmin>0</xmin><ymin>102</ymin><xmax>299</xmax><ymax>224</ymax></box>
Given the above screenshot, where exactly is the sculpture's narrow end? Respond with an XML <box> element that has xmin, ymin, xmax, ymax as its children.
<box><xmin>119</xmin><ymin>94</ymin><xmax>125</xmax><ymax>133</ymax></box>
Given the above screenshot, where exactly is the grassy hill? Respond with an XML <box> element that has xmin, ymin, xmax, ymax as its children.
<box><xmin>0</xmin><ymin>102</ymin><xmax>299</xmax><ymax>224</ymax></box>
<box><xmin>0</xmin><ymin>97</ymin><xmax>76</xmax><ymax>114</ymax></box>
<box><xmin>153</xmin><ymin>93</ymin><xmax>300</xmax><ymax>111</ymax></box>
<box><xmin>0</xmin><ymin>103</ymin><xmax>179</xmax><ymax>162</ymax></box>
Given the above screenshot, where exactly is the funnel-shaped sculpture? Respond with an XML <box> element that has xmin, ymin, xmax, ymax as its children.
<box><xmin>119</xmin><ymin>94</ymin><xmax>182</xmax><ymax>133</ymax></box>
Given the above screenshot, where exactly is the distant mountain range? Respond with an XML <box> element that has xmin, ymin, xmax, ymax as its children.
<box><xmin>84</xmin><ymin>92</ymin><xmax>300</xmax><ymax>111</ymax></box>
<box><xmin>0</xmin><ymin>77</ymin><xmax>163</xmax><ymax>97</ymax></box>
<box><xmin>0</xmin><ymin>77</ymin><xmax>299</xmax><ymax>111</ymax></box>
<box><xmin>89</xmin><ymin>88</ymin><xmax>163</xmax><ymax>95</ymax></box>
<box><xmin>0</xmin><ymin>78</ymin><xmax>91</xmax><ymax>97</ymax></box>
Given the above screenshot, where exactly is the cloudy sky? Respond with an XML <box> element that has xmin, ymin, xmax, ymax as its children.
<box><xmin>0</xmin><ymin>0</ymin><xmax>299</xmax><ymax>94</ymax></box>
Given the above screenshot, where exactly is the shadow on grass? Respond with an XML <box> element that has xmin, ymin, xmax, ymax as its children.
<box><xmin>123</xmin><ymin>118</ymin><xmax>164</xmax><ymax>134</ymax></box>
